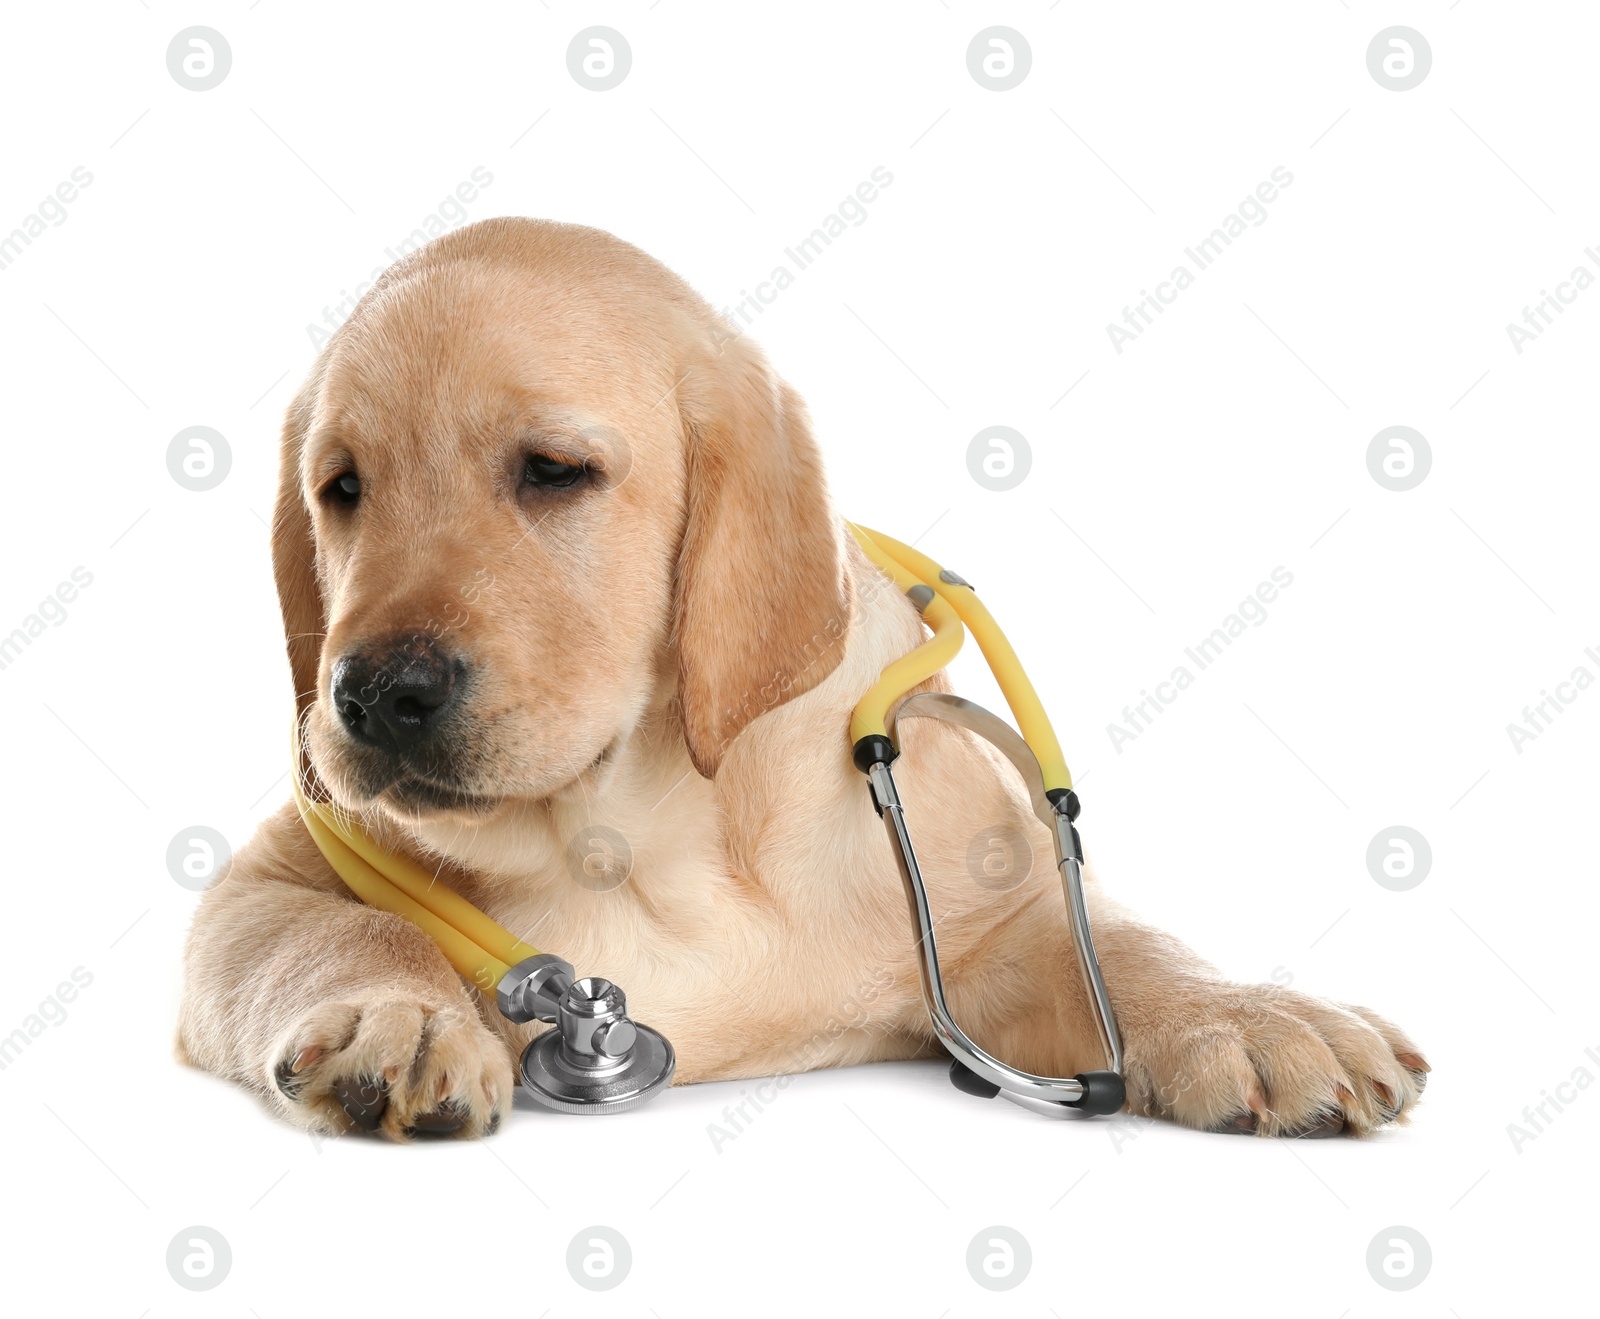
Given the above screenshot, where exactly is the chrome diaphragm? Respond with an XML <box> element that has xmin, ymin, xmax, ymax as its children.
<box><xmin>497</xmin><ymin>956</ymin><xmax>676</xmax><ymax>1114</ymax></box>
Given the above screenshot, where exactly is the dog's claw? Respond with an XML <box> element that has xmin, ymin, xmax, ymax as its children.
<box><xmin>1395</xmin><ymin>1052</ymin><xmax>1431</xmax><ymax>1095</ymax></box>
<box><xmin>1371</xmin><ymin>1079</ymin><xmax>1400</xmax><ymax>1121</ymax></box>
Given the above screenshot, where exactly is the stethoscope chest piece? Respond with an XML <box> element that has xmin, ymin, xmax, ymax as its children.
<box><xmin>507</xmin><ymin>963</ymin><xmax>677</xmax><ymax>1114</ymax></box>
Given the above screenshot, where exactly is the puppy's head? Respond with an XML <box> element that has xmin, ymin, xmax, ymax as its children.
<box><xmin>277</xmin><ymin>218</ymin><xmax>849</xmax><ymax>821</ymax></box>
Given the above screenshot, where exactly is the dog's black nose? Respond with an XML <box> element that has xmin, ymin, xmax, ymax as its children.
<box><xmin>331</xmin><ymin>638</ymin><xmax>460</xmax><ymax>752</ymax></box>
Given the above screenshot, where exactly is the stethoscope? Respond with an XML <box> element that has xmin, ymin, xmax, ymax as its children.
<box><xmin>290</xmin><ymin>522</ymin><xmax>1125</xmax><ymax>1119</ymax></box>
<box><xmin>845</xmin><ymin>524</ymin><xmax>1124</xmax><ymax>1118</ymax></box>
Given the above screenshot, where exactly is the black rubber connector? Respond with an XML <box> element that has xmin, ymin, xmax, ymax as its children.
<box><xmin>1070</xmin><ymin>1070</ymin><xmax>1126</xmax><ymax>1115</ymax></box>
<box><xmin>948</xmin><ymin>1058</ymin><xmax>1001</xmax><ymax>1099</ymax></box>
<box><xmin>1046</xmin><ymin>787</ymin><xmax>1081</xmax><ymax>821</ymax></box>
<box><xmin>852</xmin><ymin>733</ymin><xmax>898</xmax><ymax>775</ymax></box>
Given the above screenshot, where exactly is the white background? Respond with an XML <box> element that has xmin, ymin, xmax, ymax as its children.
<box><xmin>1</xmin><ymin>1</ymin><xmax>1594</xmax><ymax>1314</ymax></box>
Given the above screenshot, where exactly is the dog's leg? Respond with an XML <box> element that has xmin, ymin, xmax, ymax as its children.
<box><xmin>1075</xmin><ymin>896</ymin><xmax>1429</xmax><ymax>1136</ymax></box>
<box><xmin>177</xmin><ymin>805</ymin><xmax>515</xmax><ymax>1140</ymax></box>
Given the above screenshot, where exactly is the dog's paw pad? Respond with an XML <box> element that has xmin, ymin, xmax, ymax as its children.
<box><xmin>267</xmin><ymin>995</ymin><xmax>513</xmax><ymax>1142</ymax></box>
<box><xmin>333</xmin><ymin>1074</ymin><xmax>389</xmax><ymax>1131</ymax></box>
<box><xmin>1288</xmin><ymin>1107</ymin><xmax>1347</xmax><ymax>1139</ymax></box>
<box><xmin>406</xmin><ymin>1099</ymin><xmax>469</xmax><ymax>1137</ymax></box>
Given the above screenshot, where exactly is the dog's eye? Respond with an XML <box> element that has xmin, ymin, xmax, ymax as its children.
<box><xmin>523</xmin><ymin>453</ymin><xmax>586</xmax><ymax>489</ymax></box>
<box><xmin>324</xmin><ymin>472</ymin><xmax>361</xmax><ymax>506</ymax></box>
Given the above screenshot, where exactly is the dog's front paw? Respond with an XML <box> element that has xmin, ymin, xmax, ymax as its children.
<box><xmin>268</xmin><ymin>994</ymin><xmax>515</xmax><ymax>1141</ymax></box>
<box><xmin>1121</xmin><ymin>984</ymin><xmax>1429</xmax><ymax>1137</ymax></box>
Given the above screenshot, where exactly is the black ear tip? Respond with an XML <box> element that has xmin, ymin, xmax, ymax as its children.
<box><xmin>851</xmin><ymin>734</ymin><xmax>897</xmax><ymax>775</ymax></box>
<box><xmin>948</xmin><ymin>1058</ymin><xmax>1001</xmax><ymax>1099</ymax></box>
<box><xmin>1072</xmin><ymin>1071</ymin><xmax>1126</xmax><ymax>1115</ymax></box>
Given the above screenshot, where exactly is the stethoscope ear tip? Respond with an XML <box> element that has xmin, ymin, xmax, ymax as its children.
<box><xmin>948</xmin><ymin>1057</ymin><xmax>1125</xmax><ymax>1116</ymax></box>
<box><xmin>1069</xmin><ymin>1070</ymin><xmax>1126</xmax><ymax>1116</ymax></box>
<box><xmin>948</xmin><ymin>1058</ymin><xmax>1002</xmax><ymax>1099</ymax></box>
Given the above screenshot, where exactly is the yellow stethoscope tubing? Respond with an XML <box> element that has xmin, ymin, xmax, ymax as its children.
<box><xmin>289</xmin><ymin>742</ymin><xmax>537</xmax><ymax>993</ymax></box>
<box><xmin>845</xmin><ymin>527</ymin><xmax>966</xmax><ymax>747</ymax></box>
<box><xmin>846</xmin><ymin>523</ymin><xmax>1073</xmax><ymax>793</ymax></box>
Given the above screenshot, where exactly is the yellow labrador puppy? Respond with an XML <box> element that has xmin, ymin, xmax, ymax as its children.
<box><xmin>178</xmin><ymin>218</ymin><xmax>1427</xmax><ymax>1140</ymax></box>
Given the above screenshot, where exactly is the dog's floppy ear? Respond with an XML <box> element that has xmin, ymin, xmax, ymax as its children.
<box><xmin>272</xmin><ymin>376</ymin><xmax>327</xmax><ymax>728</ymax></box>
<box><xmin>673</xmin><ymin>330</ymin><xmax>850</xmax><ymax>778</ymax></box>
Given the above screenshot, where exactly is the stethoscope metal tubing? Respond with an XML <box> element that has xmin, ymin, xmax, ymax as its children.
<box><xmin>870</xmin><ymin>759</ymin><xmax>1085</xmax><ymax>1108</ymax></box>
<box><xmin>875</xmin><ymin>692</ymin><xmax>1125</xmax><ymax>1114</ymax></box>
<box><xmin>1059</xmin><ymin>849</ymin><xmax>1123</xmax><ymax>1076</ymax></box>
